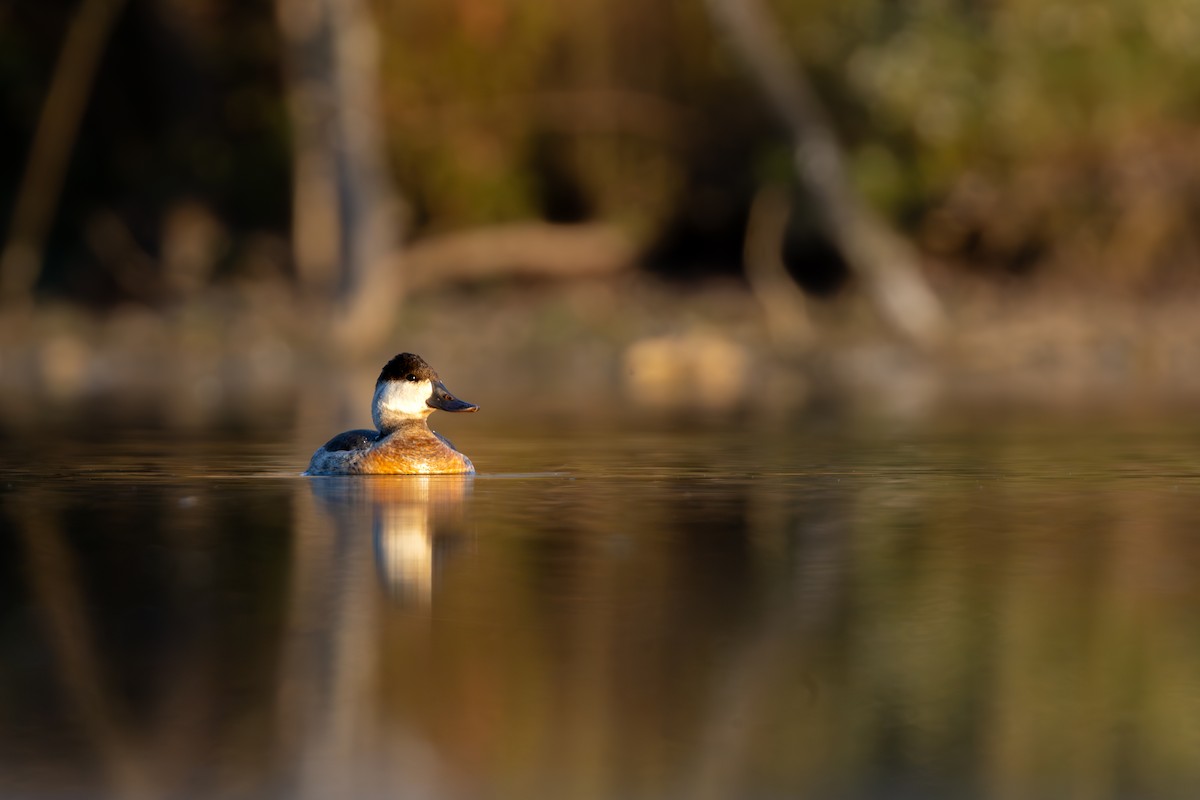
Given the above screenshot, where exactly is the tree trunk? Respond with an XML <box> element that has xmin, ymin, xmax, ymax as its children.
<box><xmin>0</xmin><ymin>0</ymin><xmax>128</xmax><ymax>309</ymax></box>
<box><xmin>702</xmin><ymin>0</ymin><xmax>946</xmax><ymax>347</ymax></box>
<box><xmin>275</xmin><ymin>0</ymin><xmax>407</xmax><ymax>353</ymax></box>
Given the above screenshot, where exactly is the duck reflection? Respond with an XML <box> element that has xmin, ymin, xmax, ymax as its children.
<box><xmin>307</xmin><ymin>475</ymin><xmax>473</xmax><ymax>606</ymax></box>
<box><xmin>276</xmin><ymin>475</ymin><xmax>474</xmax><ymax>798</ymax></box>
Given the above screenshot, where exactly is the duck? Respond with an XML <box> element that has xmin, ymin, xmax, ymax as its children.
<box><xmin>306</xmin><ymin>353</ymin><xmax>479</xmax><ymax>475</ymax></box>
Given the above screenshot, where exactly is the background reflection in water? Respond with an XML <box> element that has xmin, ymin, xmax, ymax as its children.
<box><xmin>2</xmin><ymin>421</ymin><xmax>1200</xmax><ymax>798</ymax></box>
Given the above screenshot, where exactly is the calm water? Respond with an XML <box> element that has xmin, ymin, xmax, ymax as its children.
<box><xmin>3</xmin><ymin>414</ymin><xmax>1200</xmax><ymax>799</ymax></box>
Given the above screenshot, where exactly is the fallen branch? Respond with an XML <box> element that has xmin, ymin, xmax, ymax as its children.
<box><xmin>402</xmin><ymin>221</ymin><xmax>636</xmax><ymax>292</ymax></box>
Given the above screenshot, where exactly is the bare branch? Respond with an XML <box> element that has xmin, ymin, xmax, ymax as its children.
<box><xmin>703</xmin><ymin>0</ymin><xmax>946</xmax><ymax>346</ymax></box>
<box><xmin>0</xmin><ymin>0</ymin><xmax>128</xmax><ymax>308</ymax></box>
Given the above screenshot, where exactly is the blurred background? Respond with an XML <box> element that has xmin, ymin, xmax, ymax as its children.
<box><xmin>4</xmin><ymin>0</ymin><xmax>1200</xmax><ymax>425</ymax></box>
<box><xmin>8</xmin><ymin>5</ymin><xmax>1200</xmax><ymax>799</ymax></box>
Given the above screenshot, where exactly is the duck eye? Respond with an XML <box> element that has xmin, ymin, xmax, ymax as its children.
<box><xmin>405</xmin><ymin>374</ymin><xmax>418</xmax><ymax>382</ymax></box>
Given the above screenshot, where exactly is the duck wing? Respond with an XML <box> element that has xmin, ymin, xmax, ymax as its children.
<box><xmin>321</xmin><ymin>429</ymin><xmax>379</xmax><ymax>452</ymax></box>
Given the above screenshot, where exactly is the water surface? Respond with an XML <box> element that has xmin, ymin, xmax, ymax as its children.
<box><xmin>3</xmin><ymin>415</ymin><xmax>1200</xmax><ymax>799</ymax></box>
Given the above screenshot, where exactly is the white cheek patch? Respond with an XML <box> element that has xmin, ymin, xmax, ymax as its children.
<box><xmin>372</xmin><ymin>380</ymin><xmax>433</xmax><ymax>427</ymax></box>
<box><xmin>385</xmin><ymin>380</ymin><xmax>432</xmax><ymax>413</ymax></box>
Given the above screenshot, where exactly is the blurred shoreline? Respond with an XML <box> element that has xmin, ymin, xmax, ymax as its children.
<box><xmin>3</xmin><ymin>270</ymin><xmax>1199</xmax><ymax>433</ymax></box>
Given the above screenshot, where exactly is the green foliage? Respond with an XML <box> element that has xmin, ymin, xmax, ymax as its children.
<box><xmin>368</xmin><ymin>0</ymin><xmax>1200</xmax><ymax>279</ymax></box>
<box><xmin>826</xmin><ymin>0</ymin><xmax>1200</xmax><ymax>275</ymax></box>
<box><xmin>5</xmin><ymin>0</ymin><xmax>1200</xmax><ymax>299</ymax></box>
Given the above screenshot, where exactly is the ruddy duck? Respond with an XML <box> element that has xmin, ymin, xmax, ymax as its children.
<box><xmin>306</xmin><ymin>353</ymin><xmax>478</xmax><ymax>475</ymax></box>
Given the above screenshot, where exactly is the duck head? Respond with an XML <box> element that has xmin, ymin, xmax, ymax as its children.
<box><xmin>371</xmin><ymin>353</ymin><xmax>479</xmax><ymax>431</ymax></box>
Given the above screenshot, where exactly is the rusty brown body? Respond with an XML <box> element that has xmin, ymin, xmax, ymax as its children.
<box><xmin>306</xmin><ymin>420</ymin><xmax>475</xmax><ymax>476</ymax></box>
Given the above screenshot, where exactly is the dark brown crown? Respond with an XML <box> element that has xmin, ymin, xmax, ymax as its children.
<box><xmin>377</xmin><ymin>353</ymin><xmax>438</xmax><ymax>384</ymax></box>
